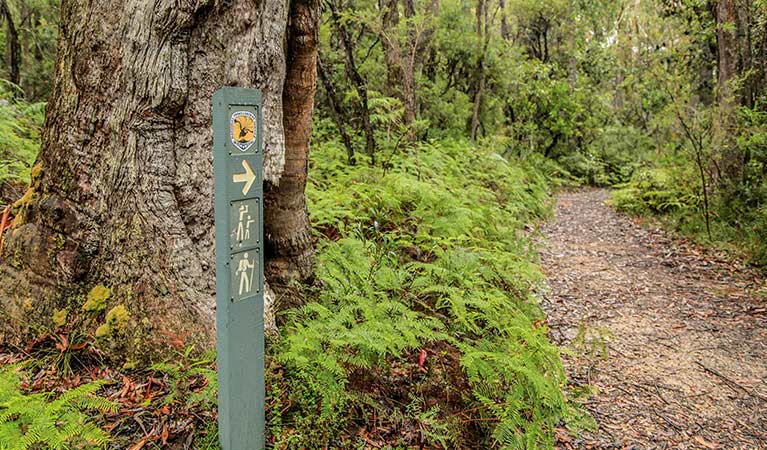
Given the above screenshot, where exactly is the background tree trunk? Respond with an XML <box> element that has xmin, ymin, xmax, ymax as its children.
<box><xmin>470</xmin><ymin>0</ymin><xmax>487</xmax><ymax>140</ymax></box>
<box><xmin>318</xmin><ymin>56</ymin><xmax>356</xmax><ymax>164</ymax></box>
<box><xmin>734</xmin><ymin>0</ymin><xmax>754</xmax><ymax>108</ymax></box>
<box><xmin>329</xmin><ymin>0</ymin><xmax>376</xmax><ymax>164</ymax></box>
<box><xmin>0</xmin><ymin>0</ymin><xmax>315</xmax><ymax>360</ymax></box>
<box><xmin>265</xmin><ymin>0</ymin><xmax>319</xmax><ymax>312</ymax></box>
<box><xmin>401</xmin><ymin>0</ymin><xmax>418</xmax><ymax>133</ymax></box>
<box><xmin>499</xmin><ymin>0</ymin><xmax>509</xmax><ymax>41</ymax></box>
<box><xmin>715</xmin><ymin>0</ymin><xmax>742</xmax><ymax>183</ymax></box>
<box><xmin>382</xmin><ymin>0</ymin><xmax>404</xmax><ymax>100</ymax></box>
<box><xmin>1</xmin><ymin>0</ymin><xmax>21</xmax><ymax>85</ymax></box>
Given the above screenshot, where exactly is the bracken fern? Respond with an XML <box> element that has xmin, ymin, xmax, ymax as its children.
<box><xmin>270</xmin><ymin>138</ymin><xmax>578</xmax><ymax>448</ymax></box>
<box><xmin>0</xmin><ymin>366</ymin><xmax>117</xmax><ymax>450</ymax></box>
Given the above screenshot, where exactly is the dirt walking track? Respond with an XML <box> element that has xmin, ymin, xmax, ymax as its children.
<box><xmin>540</xmin><ymin>189</ymin><xmax>767</xmax><ymax>449</ymax></box>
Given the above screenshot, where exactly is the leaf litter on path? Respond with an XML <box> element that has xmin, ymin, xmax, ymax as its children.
<box><xmin>539</xmin><ymin>189</ymin><xmax>767</xmax><ymax>450</ymax></box>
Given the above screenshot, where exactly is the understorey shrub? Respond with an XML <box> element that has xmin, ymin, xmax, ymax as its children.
<box><xmin>268</xmin><ymin>138</ymin><xmax>580</xmax><ymax>449</ymax></box>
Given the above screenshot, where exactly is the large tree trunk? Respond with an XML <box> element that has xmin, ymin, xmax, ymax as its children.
<box><xmin>0</xmin><ymin>0</ymin><xmax>315</xmax><ymax>360</ymax></box>
<box><xmin>265</xmin><ymin>0</ymin><xmax>318</xmax><ymax>312</ymax></box>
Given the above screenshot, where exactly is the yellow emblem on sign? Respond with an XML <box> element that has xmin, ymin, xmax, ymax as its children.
<box><xmin>230</xmin><ymin>111</ymin><xmax>256</xmax><ymax>152</ymax></box>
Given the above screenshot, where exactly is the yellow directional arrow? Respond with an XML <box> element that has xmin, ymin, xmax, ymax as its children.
<box><xmin>232</xmin><ymin>159</ymin><xmax>257</xmax><ymax>195</ymax></box>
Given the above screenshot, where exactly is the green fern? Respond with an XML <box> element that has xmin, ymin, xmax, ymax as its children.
<box><xmin>0</xmin><ymin>366</ymin><xmax>116</xmax><ymax>450</ymax></box>
<box><xmin>0</xmin><ymin>81</ymin><xmax>44</xmax><ymax>186</ymax></box>
<box><xmin>150</xmin><ymin>349</ymin><xmax>218</xmax><ymax>408</ymax></box>
<box><xmin>271</xmin><ymin>138</ymin><xmax>580</xmax><ymax>448</ymax></box>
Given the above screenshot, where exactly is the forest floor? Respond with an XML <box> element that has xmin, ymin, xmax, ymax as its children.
<box><xmin>540</xmin><ymin>189</ymin><xmax>767</xmax><ymax>450</ymax></box>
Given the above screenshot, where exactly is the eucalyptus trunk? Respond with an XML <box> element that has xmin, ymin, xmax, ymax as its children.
<box><xmin>382</xmin><ymin>0</ymin><xmax>404</xmax><ymax>98</ymax></box>
<box><xmin>266</xmin><ymin>0</ymin><xmax>318</xmax><ymax>312</ymax></box>
<box><xmin>470</xmin><ymin>0</ymin><xmax>487</xmax><ymax>140</ymax></box>
<box><xmin>0</xmin><ymin>0</ymin><xmax>316</xmax><ymax>359</ymax></box>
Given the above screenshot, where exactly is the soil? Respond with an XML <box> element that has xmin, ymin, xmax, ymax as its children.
<box><xmin>539</xmin><ymin>189</ymin><xmax>767</xmax><ymax>450</ymax></box>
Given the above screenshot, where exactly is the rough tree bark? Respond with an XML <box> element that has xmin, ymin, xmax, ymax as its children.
<box><xmin>0</xmin><ymin>0</ymin><xmax>317</xmax><ymax>359</ymax></box>
<box><xmin>265</xmin><ymin>0</ymin><xmax>319</xmax><ymax>312</ymax></box>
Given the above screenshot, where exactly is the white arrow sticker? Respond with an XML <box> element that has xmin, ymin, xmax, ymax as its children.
<box><xmin>232</xmin><ymin>159</ymin><xmax>257</xmax><ymax>195</ymax></box>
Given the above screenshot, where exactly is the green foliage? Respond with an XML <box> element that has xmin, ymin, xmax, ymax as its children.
<box><xmin>0</xmin><ymin>0</ymin><xmax>59</xmax><ymax>101</ymax></box>
<box><xmin>270</xmin><ymin>139</ymin><xmax>577</xmax><ymax>448</ymax></box>
<box><xmin>611</xmin><ymin>145</ymin><xmax>767</xmax><ymax>268</ymax></box>
<box><xmin>149</xmin><ymin>347</ymin><xmax>218</xmax><ymax>409</ymax></box>
<box><xmin>0</xmin><ymin>366</ymin><xmax>117</xmax><ymax>450</ymax></box>
<box><xmin>0</xmin><ymin>81</ymin><xmax>43</xmax><ymax>186</ymax></box>
<box><xmin>82</xmin><ymin>285</ymin><xmax>111</xmax><ymax>313</ymax></box>
<box><xmin>611</xmin><ymin>166</ymin><xmax>700</xmax><ymax>215</ymax></box>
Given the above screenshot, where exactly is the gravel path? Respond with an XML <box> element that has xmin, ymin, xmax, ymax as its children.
<box><xmin>540</xmin><ymin>189</ymin><xmax>767</xmax><ymax>449</ymax></box>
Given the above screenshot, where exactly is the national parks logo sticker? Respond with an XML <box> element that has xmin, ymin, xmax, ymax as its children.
<box><xmin>230</xmin><ymin>111</ymin><xmax>256</xmax><ymax>152</ymax></box>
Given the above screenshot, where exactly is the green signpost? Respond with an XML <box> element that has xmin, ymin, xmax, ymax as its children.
<box><xmin>212</xmin><ymin>87</ymin><xmax>265</xmax><ymax>450</ymax></box>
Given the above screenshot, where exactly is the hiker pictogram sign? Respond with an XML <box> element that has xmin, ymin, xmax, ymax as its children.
<box><xmin>212</xmin><ymin>87</ymin><xmax>265</xmax><ymax>450</ymax></box>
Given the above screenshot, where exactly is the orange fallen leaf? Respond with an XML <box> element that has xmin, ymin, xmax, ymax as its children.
<box><xmin>693</xmin><ymin>436</ymin><xmax>720</xmax><ymax>449</ymax></box>
<box><xmin>128</xmin><ymin>438</ymin><xmax>146</xmax><ymax>450</ymax></box>
<box><xmin>119</xmin><ymin>376</ymin><xmax>132</xmax><ymax>398</ymax></box>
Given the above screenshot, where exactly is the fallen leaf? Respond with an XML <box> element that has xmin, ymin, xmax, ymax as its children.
<box><xmin>693</xmin><ymin>435</ymin><xmax>720</xmax><ymax>449</ymax></box>
<box><xmin>418</xmin><ymin>349</ymin><xmax>428</xmax><ymax>368</ymax></box>
<box><xmin>128</xmin><ymin>438</ymin><xmax>146</xmax><ymax>450</ymax></box>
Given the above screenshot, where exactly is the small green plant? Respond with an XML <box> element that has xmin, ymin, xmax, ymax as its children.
<box><xmin>571</xmin><ymin>321</ymin><xmax>613</xmax><ymax>362</ymax></box>
<box><xmin>0</xmin><ymin>81</ymin><xmax>44</xmax><ymax>187</ymax></box>
<box><xmin>0</xmin><ymin>366</ymin><xmax>117</xmax><ymax>450</ymax></box>
<box><xmin>149</xmin><ymin>346</ymin><xmax>218</xmax><ymax>409</ymax></box>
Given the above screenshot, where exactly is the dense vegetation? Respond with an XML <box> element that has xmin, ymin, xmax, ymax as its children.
<box><xmin>0</xmin><ymin>366</ymin><xmax>116</xmax><ymax>449</ymax></box>
<box><xmin>0</xmin><ymin>82</ymin><xmax>41</xmax><ymax>195</ymax></box>
<box><xmin>605</xmin><ymin>1</ymin><xmax>767</xmax><ymax>267</ymax></box>
<box><xmin>267</xmin><ymin>138</ymin><xmax>585</xmax><ymax>447</ymax></box>
<box><xmin>311</xmin><ymin>0</ymin><xmax>767</xmax><ymax>266</ymax></box>
<box><xmin>1</xmin><ymin>0</ymin><xmax>766</xmax><ymax>447</ymax></box>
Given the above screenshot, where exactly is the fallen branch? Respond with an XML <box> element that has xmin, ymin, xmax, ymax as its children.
<box><xmin>695</xmin><ymin>361</ymin><xmax>767</xmax><ymax>403</ymax></box>
<box><xmin>653</xmin><ymin>409</ymin><xmax>682</xmax><ymax>430</ymax></box>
